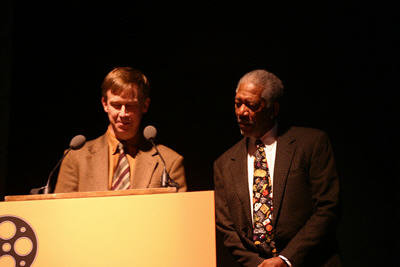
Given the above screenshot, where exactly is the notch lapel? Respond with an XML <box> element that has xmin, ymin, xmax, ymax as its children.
<box><xmin>272</xmin><ymin>130</ymin><xmax>296</xmax><ymax>227</ymax></box>
<box><xmin>86</xmin><ymin>134</ymin><xmax>109</xmax><ymax>191</ymax></box>
<box><xmin>132</xmin><ymin>147</ymin><xmax>158</xmax><ymax>188</ymax></box>
<box><xmin>230</xmin><ymin>138</ymin><xmax>253</xmax><ymax>231</ymax></box>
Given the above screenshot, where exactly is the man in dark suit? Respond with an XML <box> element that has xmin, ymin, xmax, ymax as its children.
<box><xmin>214</xmin><ymin>69</ymin><xmax>341</xmax><ymax>267</ymax></box>
<box><xmin>55</xmin><ymin>66</ymin><xmax>186</xmax><ymax>193</ymax></box>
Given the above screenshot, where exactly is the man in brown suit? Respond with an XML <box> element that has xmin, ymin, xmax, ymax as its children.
<box><xmin>55</xmin><ymin>67</ymin><xmax>186</xmax><ymax>193</ymax></box>
<box><xmin>214</xmin><ymin>69</ymin><xmax>341</xmax><ymax>267</ymax></box>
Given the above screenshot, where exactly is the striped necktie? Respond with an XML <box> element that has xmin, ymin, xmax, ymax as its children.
<box><xmin>111</xmin><ymin>143</ymin><xmax>131</xmax><ymax>190</ymax></box>
<box><xmin>252</xmin><ymin>139</ymin><xmax>277</xmax><ymax>256</ymax></box>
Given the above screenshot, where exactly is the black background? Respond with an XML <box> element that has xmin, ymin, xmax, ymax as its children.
<box><xmin>2</xmin><ymin>1</ymin><xmax>398</xmax><ymax>266</ymax></box>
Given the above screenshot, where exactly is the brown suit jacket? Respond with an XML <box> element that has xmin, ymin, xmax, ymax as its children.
<box><xmin>55</xmin><ymin>133</ymin><xmax>187</xmax><ymax>193</ymax></box>
<box><xmin>214</xmin><ymin>126</ymin><xmax>341</xmax><ymax>267</ymax></box>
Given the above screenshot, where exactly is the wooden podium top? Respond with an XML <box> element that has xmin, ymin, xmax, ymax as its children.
<box><xmin>4</xmin><ymin>187</ymin><xmax>177</xmax><ymax>201</ymax></box>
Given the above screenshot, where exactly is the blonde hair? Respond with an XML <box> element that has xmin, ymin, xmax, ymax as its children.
<box><xmin>101</xmin><ymin>67</ymin><xmax>150</xmax><ymax>100</ymax></box>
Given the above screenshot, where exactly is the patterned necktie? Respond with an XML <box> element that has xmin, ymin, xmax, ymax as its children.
<box><xmin>252</xmin><ymin>139</ymin><xmax>277</xmax><ymax>256</ymax></box>
<box><xmin>111</xmin><ymin>143</ymin><xmax>131</xmax><ymax>190</ymax></box>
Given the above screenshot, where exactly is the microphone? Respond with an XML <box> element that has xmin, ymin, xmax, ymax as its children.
<box><xmin>143</xmin><ymin>125</ymin><xmax>180</xmax><ymax>189</ymax></box>
<box><xmin>30</xmin><ymin>135</ymin><xmax>86</xmax><ymax>194</ymax></box>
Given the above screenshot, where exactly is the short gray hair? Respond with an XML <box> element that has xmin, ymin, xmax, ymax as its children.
<box><xmin>236</xmin><ymin>69</ymin><xmax>284</xmax><ymax>107</ymax></box>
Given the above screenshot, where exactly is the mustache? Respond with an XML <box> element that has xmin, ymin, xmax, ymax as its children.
<box><xmin>237</xmin><ymin>118</ymin><xmax>254</xmax><ymax>125</ymax></box>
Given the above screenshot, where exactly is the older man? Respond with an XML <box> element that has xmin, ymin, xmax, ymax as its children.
<box><xmin>214</xmin><ymin>69</ymin><xmax>341</xmax><ymax>267</ymax></box>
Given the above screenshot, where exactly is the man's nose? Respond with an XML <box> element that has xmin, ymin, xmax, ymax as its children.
<box><xmin>119</xmin><ymin>105</ymin><xmax>129</xmax><ymax>116</ymax></box>
<box><xmin>237</xmin><ymin>104</ymin><xmax>249</xmax><ymax>116</ymax></box>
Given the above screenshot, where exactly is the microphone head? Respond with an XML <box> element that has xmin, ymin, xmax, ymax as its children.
<box><xmin>69</xmin><ymin>135</ymin><xmax>86</xmax><ymax>150</ymax></box>
<box><xmin>143</xmin><ymin>125</ymin><xmax>157</xmax><ymax>140</ymax></box>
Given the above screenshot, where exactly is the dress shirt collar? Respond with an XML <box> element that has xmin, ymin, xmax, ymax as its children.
<box><xmin>248</xmin><ymin>123</ymin><xmax>278</xmax><ymax>153</ymax></box>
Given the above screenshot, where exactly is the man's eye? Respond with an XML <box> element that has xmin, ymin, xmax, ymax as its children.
<box><xmin>247</xmin><ymin>103</ymin><xmax>261</xmax><ymax>111</ymax></box>
<box><xmin>248</xmin><ymin>104</ymin><xmax>257</xmax><ymax>110</ymax></box>
<box><xmin>127</xmin><ymin>104</ymin><xmax>136</xmax><ymax>109</ymax></box>
<box><xmin>112</xmin><ymin>104</ymin><xmax>122</xmax><ymax>109</ymax></box>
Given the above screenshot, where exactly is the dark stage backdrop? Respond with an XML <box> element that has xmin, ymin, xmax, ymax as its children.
<box><xmin>3</xmin><ymin>2</ymin><xmax>397</xmax><ymax>266</ymax></box>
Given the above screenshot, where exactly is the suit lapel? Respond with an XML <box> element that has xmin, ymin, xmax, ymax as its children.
<box><xmin>132</xmin><ymin>147</ymin><xmax>157</xmax><ymax>188</ymax></box>
<box><xmin>272</xmin><ymin>128</ymin><xmax>296</xmax><ymax>227</ymax></box>
<box><xmin>87</xmin><ymin>134</ymin><xmax>109</xmax><ymax>191</ymax></box>
<box><xmin>230</xmin><ymin>138</ymin><xmax>253</xmax><ymax>231</ymax></box>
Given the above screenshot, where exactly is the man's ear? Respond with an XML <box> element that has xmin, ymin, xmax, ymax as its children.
<box><xmin>101</xmin><ymin>97</ymin><xmax>108</xmax><ymax>112</ymax></box>
<box><xmin>142</xmin><ymin>97</ymin><xmax>151</xmax><ymax>113</ymax></box>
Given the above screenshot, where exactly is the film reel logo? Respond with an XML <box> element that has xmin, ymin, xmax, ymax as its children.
<box><xmin>0</xmin><ymin>216</ymin><xmax>37</xmax><ymax>267</ymax></box>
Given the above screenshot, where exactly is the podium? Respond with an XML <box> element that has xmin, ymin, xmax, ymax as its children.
<box><xmin>0</xmin><ymin>189</ymin><xmax>216</xmax><ymax>267</ymax></box>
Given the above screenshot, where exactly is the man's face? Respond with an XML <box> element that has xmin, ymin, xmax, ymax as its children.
<box><xmin>234</xmin><ymin>82</ymin><xmax>276</xmax><ymax>138</ymax></box>
<box><xmin>101</xmin><ymin>86</ymin><xmax>150</xmax><ymax>141</ymax></box>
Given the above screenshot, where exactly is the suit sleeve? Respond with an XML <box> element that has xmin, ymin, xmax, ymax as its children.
<box><xmin>280</xmin><ymin>132</ymin><xmax>340</xmax><ymax>266</ymax></box>
<box><xmin>214</xmin><ymin>160</ymin><xmax>265</xmax><ymax>267</ymax></box>
<box><xmin>54</xmin><ymin>150</ymin><xmax>79</xmax><ymax>193</ymax></box>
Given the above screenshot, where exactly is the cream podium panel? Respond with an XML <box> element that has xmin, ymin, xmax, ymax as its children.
<box><xmin>0</xmin><ymin>190</ymin><xmax>216</xmax><ymax>267</ymax></box>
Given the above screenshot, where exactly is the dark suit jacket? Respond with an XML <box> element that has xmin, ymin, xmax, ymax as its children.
<box><xmin>55</xmin><ymin>133</ymin><xmax>187</xmax><ymax>193</ymax></box>
<box><xmin>214</xmin><ymin>126</ymin><xmax>341</xmax><ymax>267</ymax></box>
